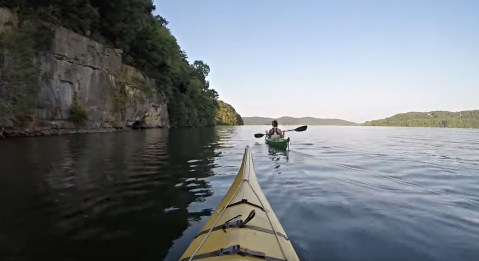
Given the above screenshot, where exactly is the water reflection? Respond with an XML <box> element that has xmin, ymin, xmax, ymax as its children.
<box><xmin>268</xmin><ymin>146</ymin><xmax>289</xmax><ymax>159</ymax></box>
<box><xmin>0</xmin><ymin>128</ymin><xmax>221</xmax><ymax>260</ymax></box>
<box><xmin>267</xmin><ymin>147</ymin><xmax>289</xmax><ymax>174</ymax></box>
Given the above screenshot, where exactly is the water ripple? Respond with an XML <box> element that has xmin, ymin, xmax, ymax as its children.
<box><xmin>1</xmin><ymin>127</ymin><xmax>479</xmax><ymax>261</ymax></box>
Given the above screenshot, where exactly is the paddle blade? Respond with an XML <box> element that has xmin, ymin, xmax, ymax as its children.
<box><xmin>294</xmin><ymin>125</ymin><xmax>308</xmax><ymax>132</ymax></box>
<box><xmin>254</xmin><ymin>133</ymin><xmax>266</xmax><ymax>138</ymax></box>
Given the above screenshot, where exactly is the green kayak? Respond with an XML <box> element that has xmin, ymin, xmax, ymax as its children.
<box><xmin>265</xmin><ymin>137</ymin><xmax>290</xmax><ymax>150</ymax></box>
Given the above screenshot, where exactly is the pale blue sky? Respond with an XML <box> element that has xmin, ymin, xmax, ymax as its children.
<box><xmin>153</xmin><ymin>0</ymin><xmax>479</xmax><ymax>123</ymax></box>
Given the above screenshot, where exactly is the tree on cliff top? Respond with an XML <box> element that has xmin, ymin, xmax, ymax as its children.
<box><xmin>0</xmin><ymin>0</ymin><xmax>238</xmax><ymax>127</ymax></box>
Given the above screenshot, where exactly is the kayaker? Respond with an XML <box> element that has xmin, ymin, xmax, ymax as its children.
<box><xmin>268</xmin><ymin>120</ymin><xmax>284</xmax><ymax>138</ymax></box>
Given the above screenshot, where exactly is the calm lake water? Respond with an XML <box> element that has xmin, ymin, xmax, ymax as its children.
<box><xmin>1</xmin><ymin>126</ymin><xmax>478</xmax><ymax>260</ymax></box>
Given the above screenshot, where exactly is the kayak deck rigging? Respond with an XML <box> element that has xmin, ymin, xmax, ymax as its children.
<box><xmin>180</xmin><ymin>146</ymin><xmax>299</xmax><ymax>261</ymax></box>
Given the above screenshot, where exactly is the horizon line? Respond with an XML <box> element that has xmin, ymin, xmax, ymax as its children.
<box><xmin>240</xmin><ymin>108</ymin><xmax>479</xmax><ymax>124</ymax></box>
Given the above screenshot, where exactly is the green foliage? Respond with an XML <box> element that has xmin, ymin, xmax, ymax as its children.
<box><xmin>69</xmin><ymin>98</ymin><xmax>88</xmax><ymax>125</ymax></box>
<box><xmin>364</xmin><ymin>110</ymin><xmax>479</xmax><ymax>128</ymax></box>
<box><xmin>114</xmin><ymin>85</ymin><xmax>128</xmax><ymax>113</ymax></box>
<box><xmin>0</xmin><ymin>27</ymin><xmax>41</xmax><ymax>125</ymax></box>
<box><xmin>41</xmin><ymin>71</ymin><xmax>53</xmax><ymax>82</ymax></box>
<box><xmin>216</xmin><ymin>100</ymin><xmax>244</xmax><ymax>126</ymax></box>
<box><xmin>168</xmin><ymin>89</ymin><xmax>218</xmax><ymax>127</ymax></box>
<box><xmin>19</xmin><ymin>17</ymin><xmax>55</xmax><ymax>52</ymax></box>
<box><xmin>11</xmin><ymin>0</ymin><xmax>99</xmax><ymax>37</ymax></box>
<box><xmin>130</xmin><ymin>76</ymin><xmax>154</xmax><ymax>97</ymax></box>
<box><xmin>3</xmin><ymin>1</ymin><xmax>246</xmax><ymax>127</ymax></box>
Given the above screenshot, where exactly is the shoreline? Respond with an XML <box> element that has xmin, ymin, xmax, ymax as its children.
<box><xmin>0</xmin><ymin>126</ymin><xmax>168</xmax><ymax>139</ymax></box>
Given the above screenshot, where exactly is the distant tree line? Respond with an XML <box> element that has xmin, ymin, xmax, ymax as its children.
<box><xmin>242</xmin><ymin>116</ymin><xmax>357</xmax><ymax>126</ymax></box>
<box><xmin>0</xmin><ymin>0</ymin><xmax>231</xmax><ymax>127</ymax></box>
<box><xmin>364</xmin><ymin>110</ymin><xmax>479</xmax><ymax>128</ymax></box>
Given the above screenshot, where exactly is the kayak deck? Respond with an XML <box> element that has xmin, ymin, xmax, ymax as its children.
<box><xmin>180</xmin><ymin>146</ymin><xmax>299</xmax><ymax>261</ymax></box>
<box><xmin>265</xmin><ymin>137</ymin><xmax>290</xmax><ymax>150</ymax></box>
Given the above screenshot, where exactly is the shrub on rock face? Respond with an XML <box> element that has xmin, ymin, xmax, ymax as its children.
<box><xmin>0</xmin><ymin>25</ymin><xmax>42</xmax><ymax>126</ymax></box>
<box><xmin>70</xmin><ymin>102</ymin><xmax>88</xmax><ymax>125</ymax></box>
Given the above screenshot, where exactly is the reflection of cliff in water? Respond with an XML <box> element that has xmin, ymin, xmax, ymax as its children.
<box><xmin>168</xmin><ymin>127</ymin><xmax>221</xmax><ymax>202</ymax></box>
<box><xmin>0</xmin><ymin>128</ymin><xmax>221</xmax><ymax>260</ymax></box>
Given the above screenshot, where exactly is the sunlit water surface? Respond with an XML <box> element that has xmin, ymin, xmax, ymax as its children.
<box><xmin>1</xmin><ymin>126</ymin><xmax>478</xmax><ymax>260</ymax></box>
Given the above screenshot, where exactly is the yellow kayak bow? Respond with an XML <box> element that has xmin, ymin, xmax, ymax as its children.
<box><xmin>180</xmin><ymin>146</ymin><xmax>300</xmax><ymax>261</ymax></box>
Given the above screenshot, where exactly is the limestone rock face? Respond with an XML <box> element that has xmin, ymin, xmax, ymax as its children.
<box><xmin>0</xmin><ymin>7</ymin><xmax>18</xmax><ymax>33</ymax></box>
<box><xmin>0</xmin><ymin>7</ymin><xmax>169</xmax><ymax>136</ymax></box>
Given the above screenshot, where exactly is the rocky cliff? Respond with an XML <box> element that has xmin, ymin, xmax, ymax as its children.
<box><xmin>0</xmin><ymin>8</ymin><xmax>169</xmax><ymax>137</ymax></box>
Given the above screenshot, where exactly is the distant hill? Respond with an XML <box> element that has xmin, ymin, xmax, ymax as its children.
<box><xmin>216</xmin><ymin>100</ymin><xmax>244</xmax><ymax>126</ymax></box>
<box><xmin>364</xmin><ymin>110</ymin><xmax>479</xmax><ymax>128</ymax></box>
<box><xmin>242</xmin><ymin>116</ymin><xmax>357</xmax><ymax>126</ymax></box>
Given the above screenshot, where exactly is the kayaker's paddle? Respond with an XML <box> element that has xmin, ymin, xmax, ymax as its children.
<box><xmin>254</xmin><ymin>125</ymin><xmax>308</xmax><ymax>138</ymax></box>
